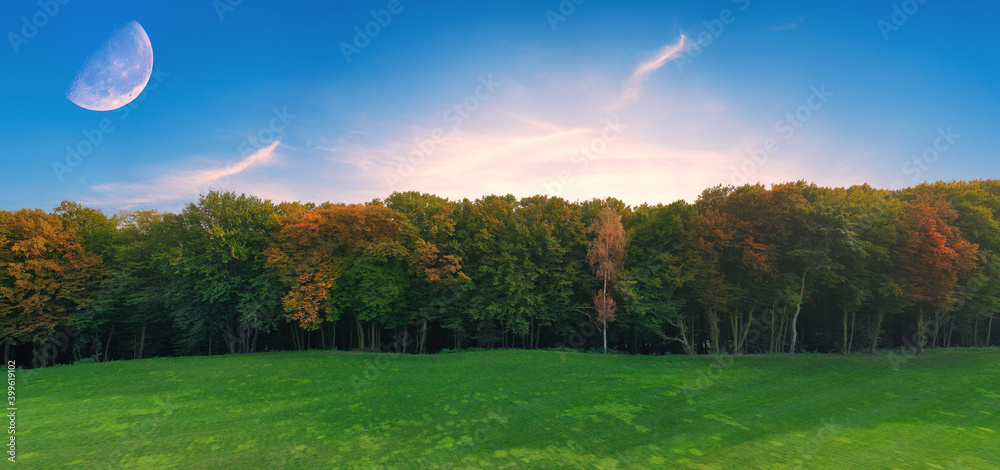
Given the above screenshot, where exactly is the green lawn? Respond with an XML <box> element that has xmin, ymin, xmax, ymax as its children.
<box><xmin>18</xmin><ymin>348</ymin><xmax>1000</xmax><ymax>469</ymax></box>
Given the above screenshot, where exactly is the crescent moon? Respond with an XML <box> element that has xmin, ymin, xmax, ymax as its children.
<box><xmin>67</xmin><ymin>21</ymin><xmax>154</xmax><ymax>112</ymax></box>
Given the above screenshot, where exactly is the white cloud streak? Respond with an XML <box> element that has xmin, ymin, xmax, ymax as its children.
<box><xmin>621</xmin><ymin>35</ymin><xmax>687</xmax><ymax>105</ymax></box>
<box><xmin>85</xmin><ymin>141</ymin><xmax>282</xmax><ymax>209</ymax></box>
<box><xmin>315</xmin><ymin>36</ymin><xmax>835</xmax><ymax>206</ymax></box>
<box><xmin>768</xmin><ymin>17</ymin><xmax>806</xmax><ymax>32</ymax></box>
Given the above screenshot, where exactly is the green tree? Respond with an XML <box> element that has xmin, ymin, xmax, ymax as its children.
<box><xmin>103</xmin><ymin>209</ymin><xmax>171</xmax><ymax>360</ymax></box>
<box><xmin>163</xmin><ymin>192</ymin><xmax>281</xmax><ymax>354</ymax></box>
<box><xmin>386</xmin><ymin>192</ymin><xmax>468</xmax><ymax>353</ymax></box>
<box><xmin>619</xmin><ymin>201</ymin><xmax>691</xmax><ymax>353</ymax></box>
<box><xmin>334</xmin><ymin>241</ymin><xmax>411</xmax><ymax>350</ymax></box>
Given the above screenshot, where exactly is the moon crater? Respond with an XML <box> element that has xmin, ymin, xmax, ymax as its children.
<box><xmin>67</xmin><ymin>21</ymin><xmax>154</xmax><ymax>112</ymax></box>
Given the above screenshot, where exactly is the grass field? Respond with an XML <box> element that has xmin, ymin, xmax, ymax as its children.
<box><xmin>18</xmin><ymin>348</ymin><xmax>1000</xmax><ymax>469</ymax></box>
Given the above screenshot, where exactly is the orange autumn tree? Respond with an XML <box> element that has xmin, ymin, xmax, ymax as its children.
<box><xmin>266</xmin><ymin>203</ymin><xmax>330</xmax><ymax>335</ymax></box>
<box><xmin>587</xmin><ymin>206</ymin><xmax>627</xmax><ymax>353</ymax></box>
<box><xmin>266</xmin><ymin>202</ymin><xmax>403</xmax><ymax>349</ymax></box>
<box><xmin>901</xmin><ymin>194</ymin><xmax>978</xmax><ymax>353</ymax></box>
<box><xmin>0</xmin><ymin>209</ymin><xmax>102</xmax><ymax>366</ymax></box>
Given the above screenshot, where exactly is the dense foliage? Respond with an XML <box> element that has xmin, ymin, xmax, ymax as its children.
<box><xmin>3</xmin><ymin>180</ymin><xmax>1000</xmax><ymax>365</ymax></box>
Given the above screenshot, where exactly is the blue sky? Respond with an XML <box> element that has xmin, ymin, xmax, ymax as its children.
<box><xmin>2</xmin><ymin>0</ymin><xmax>998</xmax><ymax>212</ymax></box>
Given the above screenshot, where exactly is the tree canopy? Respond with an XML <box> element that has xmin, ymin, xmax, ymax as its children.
<box><xmin>5</xmin><ymin>181</ymin><xmax>1000</xmax><ymax>366</ymax></box>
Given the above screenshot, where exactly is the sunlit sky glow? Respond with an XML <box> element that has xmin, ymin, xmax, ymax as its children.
<box><xmin>2</xmin><ymin>0</ymin><xmax>998</xmax><ymax>212</ymax></box>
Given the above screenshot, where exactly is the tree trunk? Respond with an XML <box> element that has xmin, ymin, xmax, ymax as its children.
<box><xmin>848</xmin><ymin>310</ymin><xmax>856</xmax><ymax>354</ymax></box>
<box><xmin>974</xmin><ymin>317</ymin><xmax>979</xmax><ymax>347</ymax></box>
<box><xmin>104</xmin><ymin>324</ymin><xmax>115</xmax><ymax>362</ymax></box>
<box><xmin>667</xmin><ymin>314</ymin><xmax>695</xmax><ymax>354</ymax></box>
<box><xmin>842</xmin><ymin>308</ymin><xmax>850</xmax><ymax>355</ymax></box>
<box><xmin>742</xmin><ymin>308</ymin><xmax>754</xmax><ymax>354</ymax></box>
<box><xmin>707</xmin><ymin>309</ymin><xmax>720</xmax><ymax>354</ymax></box>
<box><xmin>915</xmin><ymin>307</ymin><xmax>926</xmax><ymax>355</ymax></box>
<box><xmin>419</xmin><ymin>320</ymin><xmax>428</xmax><ymax>354</ymax></box>
<box><xmin>602</xmin><ymin>319</ymin><xmax>608</xmax><ymax>353</ymax></box>
<box><xmin>789</xmin><ymin>269</ymin><xmax>807</xmax><ymax>354</ymax></box>
<box><xmin>931</xmin><ymin>310</ymin><xmax>941</xmax><ymax>348</ymax></box>
<box><xmin>601</xmin><ymin>274</ymin><xmax>609</xmax><ymax>354</ymax></box>
<box><xmin>987</xmin><ymin>314</ymin><xmax>994</xmax><ymax>346</ymax></box>
<box><xmin>729</xmin><ymin>308</ymin><xmax>753</xmax><ymax>354</ymax></box>
<box><xmin>355</xmin><ymin>315</ymin><xmax>365</xmax><ymax>350</ymax></box>
<box><xmin>729</xmin><ymin>312</ymin><xmax>739</xmax><ymax>355</ymax></box>
<box><xmin>771</xmin><ymin>305</ymin><xmax>788</xmax><ymax>353</ymax></box>
<box><xmin>869</xmin><ymin>312</ymin><xmax>883</xmax><ymax>354</ymax></box>
<box><xmin>225</xmin><ymin>322</ymin><xmax>237</xmax><ymax>355</ymax></box>
<box><xmin>769</xmin><ymin>305</ymin><xmax>776</xmax><ymax>353</ymax></box>
<box><xmin>137</xmin><ymin>323</ymin><xmax>147</xmax><ymax>360</ymax></box>
<box><xmin>4</xmin><ymin>342</ymin><xmax>9</xmax><ymax>366</ymax></box>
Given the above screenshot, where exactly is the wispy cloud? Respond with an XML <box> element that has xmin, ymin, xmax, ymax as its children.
<box><xmin>312</xmin><ymin>37</ymin><xmax>851</xmax><ymax>206</ymax></box>
<box><xmin>369</xmin><ymin>123</ymin><xmax>755</xmax><ymax>205</ymax></box>
<box><xmin>85</xmin><ymin>141</ymin><xmax>282</xmax><ymax>209</ymax></box>
<box><xmin>91</xmin><ymin>38</ymin><xmax>851</xmax><ymax>211</ymax></box>
<box><xmin>621</xmin><ymin>35</ymin><xmax>687</xmax><ymax>105</ymax></box>
<box><xmin>768</xmin><ymin>17</ymin><xmax>806</xmax><ymax>32</ymax></box>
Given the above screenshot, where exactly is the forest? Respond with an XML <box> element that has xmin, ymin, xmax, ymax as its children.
<box><xmin>2</xmin><ymin>180</ymin><xmax>999</xmax><ymax>367</ymax></box>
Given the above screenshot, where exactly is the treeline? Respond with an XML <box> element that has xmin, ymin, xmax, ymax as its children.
<box><xmin>2</xmin><ymin>181</ymin><xmax>1000</xmax><ymax>367</ymax></box>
